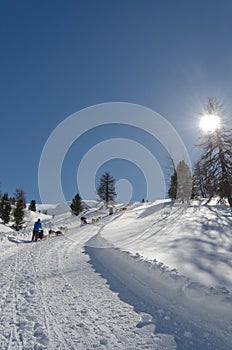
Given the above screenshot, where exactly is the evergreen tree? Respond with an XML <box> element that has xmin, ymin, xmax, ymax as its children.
<box><xmin>0</xmin><ymin>193</ymin><xmax>11</xmax><ymax>224</ymax></box>
<box><xmin>97</xmin><ymin>172</ymin><xmax>116</xmax><ymax>206</ymax></box>
<box><xmin>168</xmin><ymin>170</ymin><xmax>177</xmax><ymax>200</ymax></box>
<box><xmin>7</xmin><ymin>197</ymin><xmax>15</xmax><ymax>205</ymax></box>
<box><xmin>176</xmin><ymin>160</ymin><xmax>192</xmax><ymax>203</ymax></box>
<box><xmin>168</xmin><ymin>161</ymin><xmax>192</xmax><ymax>202</ymax></box>
<box><xmin>70</xmin><ymin>193</ymin><xmax>84</xmax><ymax>216</ymax></box>
<box><xmin>13</xmin><ymin>188</ymin><xmax>26</xmax><ymax>230</ymax></box>
<box><xmin>196</xmin><ymin>97</ymin><xmax>232</xmax><ymax>206</ymax></box>
<box><xmin>29</xmin><ymin>199</ymin><xmax>36</xmax><ymax>212</ymax></box>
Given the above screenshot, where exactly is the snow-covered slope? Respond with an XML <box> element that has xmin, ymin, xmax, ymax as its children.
<box><xmin>0</xmin><ymin>200</ymin><xmax>232</xmax><ymax>349</ymax></box>
<box><xmin>99</xmin><ymin>201</ymin><xmax>232</xmax><ymax>289</ymax></box>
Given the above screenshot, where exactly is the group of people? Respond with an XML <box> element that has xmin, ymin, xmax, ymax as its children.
<box><xmin>32</xmin><ymin>218</ymin><xmax>43</xmax><ymax>241</ymax></box>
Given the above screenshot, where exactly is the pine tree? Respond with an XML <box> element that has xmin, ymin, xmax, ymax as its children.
<box><xmin>13</xmin><ymin>188</ymin><xmax>26</xmax><ymax>230</ymax></box>
<box><xmin>29</xmin><ymin>200</ymin><xmax>36</xmax><ymax>212</ymax></box>
<box><xmin>168</xmin><ymin>170</ymin><xmax>177</xmax><ymax>200</ymax></box>
<box><xmin>196</xmin><ymin>97</ymin><xmax>232</xmax><ymax>206</ymax></box>
<box><xmin>168</xmin><ymin>161</ymin><xmax>192</xmax><ymax>202</ymax></box>
<box><xmin>70</xmin><ymin>193</ymin><xmax>84</xmax><ymax>216</ymax></box>
<box><xmin>97</xmin><ymin>172</ymin><xmax>116</xmax><ymax>206</ymax></box>
<box><xmin>0</xmin><ymin>193</ymin><xmax>11</xmax><ymax>224</ymax></box>
<box><xmin>176</xmin><ymin>160</ymin><xmax>192</xmax><ymax>203</ymax></box>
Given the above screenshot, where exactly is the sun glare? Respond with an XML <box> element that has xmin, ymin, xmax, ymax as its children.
<box><xmin>200</xmin><ymin>114</ymin><xmax>220</xmax><ymax>132</ymax></box>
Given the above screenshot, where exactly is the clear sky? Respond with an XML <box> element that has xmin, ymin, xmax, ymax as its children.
<box><xmin>1</xmin><ymin>0</ymin><xmax>232</xmax><ymax>203</ymax></box>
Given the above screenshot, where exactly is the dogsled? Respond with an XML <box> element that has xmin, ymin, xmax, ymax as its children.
<box><xmin>32</xmin><ymin>217</ymin><xmax>68</xmax><ymax>241</ymax></box>
<box><xmin>32</xmin><ymin>229</ymin><xmax>44</xmax><ymax>241</ymax></box>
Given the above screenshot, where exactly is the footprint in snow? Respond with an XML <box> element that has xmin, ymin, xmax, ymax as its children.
<box><xmin>100</xmin><ymin>338</ymin><xmax>108</xmax><ymax>346</ymax></box>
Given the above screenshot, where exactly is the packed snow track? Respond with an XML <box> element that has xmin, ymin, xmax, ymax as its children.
<box><xmin>1</xmin><ymin>200</ymin><xmax>232</xmax><ymax>349</ymax></box>
<box><xmin>0</xmin><ymin>227</ymin><xmax>175</xmax><ymax>349</ymax></box>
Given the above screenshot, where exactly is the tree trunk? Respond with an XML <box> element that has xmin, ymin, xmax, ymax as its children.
<box><xmin>227</xmin><ymin>195</ymin><xmax>232</xmax><ymax>207</ymax></box>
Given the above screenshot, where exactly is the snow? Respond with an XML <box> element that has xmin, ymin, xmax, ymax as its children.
<box><xmin>0</xmin><ymin>200</ymin><xmax>232</xmax><ymax>349</ymax></box>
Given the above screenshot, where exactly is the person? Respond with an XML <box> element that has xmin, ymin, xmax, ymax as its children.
<box><xmin>32</xmin><ymin>218</ymin><xmax>43</xmax><ymax>241</ymax></box>
<box><xmin>80</xmin><ymin>216</ymin><xmax>87</xmax><ymax>225</ymax></box>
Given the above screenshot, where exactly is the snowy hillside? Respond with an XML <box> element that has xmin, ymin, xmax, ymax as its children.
<box><xmin>0</xmin><ymin>200</ymin><xmax>232</xmax><ymax>349</ymax></box>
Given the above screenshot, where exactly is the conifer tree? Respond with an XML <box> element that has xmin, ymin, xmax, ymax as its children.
<box><xmin>176</xmin><ymin>160</ymin><xmax>192</xmax><ymax>202</ymax></box>
<box><xmin>13</xmin><ymin>188</ymin><xmax>26</xmax><ymax>230</ymax></box>
<box><xmin>70</xmin><ymin>193</ymin><xmax>84</xmax><ymax>216</ymax></box>
<box><xmin>29</xmin><ymin>200</ymin><xmax>36</xmax><ymax>212</ymax></box>
<box><xmin>196</xmin><ymin>97</ymin><xmax>232</xmax><ymax>206</ymax></box>
<box><xmin>168</xmin><ymin>170</ymin><xmax>177</xmax><ymax>200</ymax></box>
<box><xmin>168</xmin><ymin>161</ymin><xmax>192</xmax><ymax>202</ymax></box>
<box><xmin>97</xmin><ymin>172</ymin><xmax>116</xmax><ymax>206</ymax></box>
<box><xmin>0</xmin><ymin>193</ymin><xmax>11</xmax><ymax>224</ymax></box>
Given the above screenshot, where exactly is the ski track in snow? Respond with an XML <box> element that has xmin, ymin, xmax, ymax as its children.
<box><xmin>1</xmin><ymin>201</ymin><xmax>232</xmax><ymax>349</ymax></box>
<box><xmin>0</xmin><ymin>227</ymin><xmax>175</xmax><ymax>349</ymax></box>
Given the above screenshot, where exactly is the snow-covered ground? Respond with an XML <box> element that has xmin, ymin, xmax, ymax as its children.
<box><xmin>0</xmin><ymin>199</ymin><xmax>232</xmax><ymax>349</ymax></box>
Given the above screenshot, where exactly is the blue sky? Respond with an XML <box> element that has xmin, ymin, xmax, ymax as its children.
<box><xmin>1</xmin><ymin>0</ymin><xmax>232</xmax><ymax>203</ymax></box>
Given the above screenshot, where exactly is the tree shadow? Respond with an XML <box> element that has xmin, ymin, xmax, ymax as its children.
<box><xmin>138</xmin><ymin>201</ymin><xmax>171</xmax><ymax>219</ymax></box>
<box><xmin>85</xmin><ymin>244</ymin><xmax>232</xmax><ymax>350</ymax></box>
<box><xmin>170</xmin><ymin>205</ymin><xmax>232</xmax><ymax>288</ymax></box>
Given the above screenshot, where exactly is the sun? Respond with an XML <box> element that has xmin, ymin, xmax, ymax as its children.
<box><xmin>200</xmin><ymin>114</ymin><xmax>220</xmax><ymax>132</ymax></box>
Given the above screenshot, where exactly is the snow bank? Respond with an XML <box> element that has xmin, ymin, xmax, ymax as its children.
<box><xmin>85</xmin><ymin>233</ymin><xmax>232</xmax><ymax>350</ymax></box>
<box><xmin>0</xmin><ymin>223</ymin><xmax>14</xmax><ymax>243</ymax></box>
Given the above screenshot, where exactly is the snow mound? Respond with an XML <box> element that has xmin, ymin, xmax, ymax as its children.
<box><xmin>85</xmin><ymin>232</ymin><xmax>232</xmax><ymax>350</ymax></box>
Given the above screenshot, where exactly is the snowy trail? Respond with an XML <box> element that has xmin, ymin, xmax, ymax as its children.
<box><xmin>1</xmin><ymin>200</ymin><xmax>232</xmax><ymax>349</ymax></box>
<box><xmin>0</xmin><ymin>226</ymin><xmax>176</xmax><ymax>350</ymax></box>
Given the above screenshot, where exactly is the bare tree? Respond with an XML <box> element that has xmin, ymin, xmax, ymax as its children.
<box><xmin>192</xmin><ymin>160</ymin><xmax>213</xmax><ymax>198</ymax></box>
